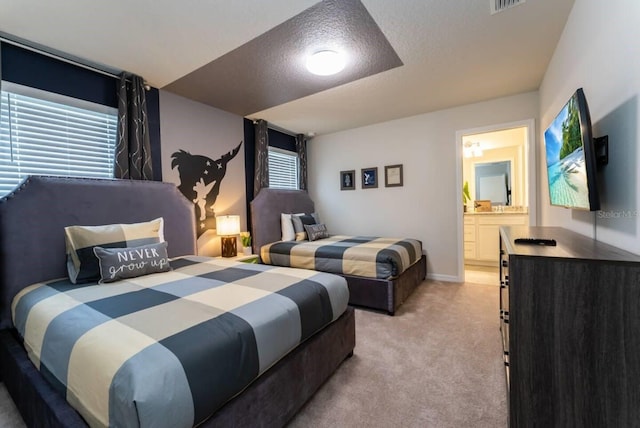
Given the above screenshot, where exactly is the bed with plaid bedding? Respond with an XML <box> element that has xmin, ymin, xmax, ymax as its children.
<box><xmin>11</xmin><ymin>256</ymin><xmax>349</xmax><ymax>428</ymax></box>
<box><xmin>260</xmin><ymin>235</ymin><xmax>423</xmax><ymax>279</ymax></box>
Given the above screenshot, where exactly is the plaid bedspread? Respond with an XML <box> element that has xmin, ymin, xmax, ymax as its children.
<box><xmin>261</xmin><ymin>235</ymin><xmax>423</xmax><ymax>279</ymax></box>
<box><xmin>11</xmin><ymin>256</ymin><xmax>349</xmax><ymax>428</ymax></box>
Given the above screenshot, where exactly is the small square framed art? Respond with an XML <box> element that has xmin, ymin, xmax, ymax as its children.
<box><xmin>340</xmin><ymin>170</ymin><xmax>356</xmax><ymax>190</ymax></box>
<box><xmin>385</xmin><ymin>164</ymin><xmax>403</xmax><ymax>187</ymax></box>
<box><xmin>361</xmin><ymin>167</ymin><xmax>378</xmax><ymax>189</ymax></box>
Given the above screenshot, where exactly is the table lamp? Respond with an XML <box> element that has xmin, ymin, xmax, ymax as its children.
<box><xmin>216</xmin><ymin>215</ymin><xmax>240</xmax><ymax>257</ymax></box>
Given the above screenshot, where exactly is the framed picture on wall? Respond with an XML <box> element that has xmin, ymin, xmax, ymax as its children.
<box><xmin>340</xmin><ymin>170</ymin><xmax>356</xmax><ymax>190</ymax></box>
<box><xmin>361</xmin><ymin>167</ymin><xmax>378</xmax><ymax>189</ymax></box>
<box><xmin>385</xmin><ymin>164</ymin><xmax>403</xmax><ymax>187</ymax></box>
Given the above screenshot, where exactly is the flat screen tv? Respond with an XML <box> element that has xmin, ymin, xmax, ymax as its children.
<box><xmin>544</xmin><ymin>88</ymin><xmax>600</xmax><ymax>211</ymax></box>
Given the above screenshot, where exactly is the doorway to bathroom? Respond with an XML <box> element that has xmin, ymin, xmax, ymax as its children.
<box><xmin>456</xmin><ymin>119</ymin><xmax>536</xmax><ymax>283</ymax></box>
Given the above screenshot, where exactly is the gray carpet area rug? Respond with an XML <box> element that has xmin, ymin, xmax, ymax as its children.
<box><xmin>0</xmin><ymin>382</ymin><xmax>25</xmax><ymax>428</ymax></box>
<box><xmin>288</xmin><ymin>279</ymin><xmax>507</xmax><ymax>427</ymax></box>
<box><xmin>0</xmin><ymin>279</ymin><xmax>506</xmax><ymax>427</ymax></box>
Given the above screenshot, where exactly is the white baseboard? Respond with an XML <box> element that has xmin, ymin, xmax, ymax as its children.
<box><xmin>426</xmin><ymin>273</ymin><xmax>461</xmax><ymax>283</ymax></box>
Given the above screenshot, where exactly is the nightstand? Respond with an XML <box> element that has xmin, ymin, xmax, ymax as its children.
<box><xmin>220</xmin><ymin>254</ymin><xmax>259</xmax><ymax>263</ymax></box>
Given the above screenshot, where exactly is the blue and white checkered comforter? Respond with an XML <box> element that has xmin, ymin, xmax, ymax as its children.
<box><xmin>261</xmin><ymin>235</ymin><xmax>423</xmax><ymax>279</ymax></box>
<box><xmin>11</xmin><ymin>256</ymin><xmax>349</xmax><ymax>427</ymax></box>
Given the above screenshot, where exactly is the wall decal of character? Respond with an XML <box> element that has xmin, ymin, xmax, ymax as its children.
<box><xmin>170</xmin><ymin>141</ymin><xmax>242</xmax><ymax>235</ymax></box>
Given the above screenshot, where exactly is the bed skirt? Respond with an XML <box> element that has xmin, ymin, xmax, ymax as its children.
<box><xmin>345</xmin><ymin>255</ymin><xmax>427</xmax><ymax>315</ymax></box>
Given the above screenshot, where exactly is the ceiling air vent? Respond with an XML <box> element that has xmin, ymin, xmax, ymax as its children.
<box><xmin>491</xmin><ymin>0</ymin><xmax>526</xmax><ymax>14</ymax></box>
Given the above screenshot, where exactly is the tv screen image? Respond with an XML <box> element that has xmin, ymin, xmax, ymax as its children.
<box><xmin>544</xmin><ymin>88</ymin><xmax>599</xmax><ymax>211</ymax></box>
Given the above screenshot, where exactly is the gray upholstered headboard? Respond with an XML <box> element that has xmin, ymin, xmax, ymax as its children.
<box><xmin>250</xmin><ymin>188</ymin><xmax>315</xmax><ymax>255</ymax></box>
<box><xmin>0</xmin><ymin>176</ymin><xmax>197</xmax><ymax>330</ymax></box>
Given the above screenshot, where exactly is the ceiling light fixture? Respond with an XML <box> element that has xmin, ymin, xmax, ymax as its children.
<box><xmin>306</xmin><ymin>50</ymin><xmax>346</xmax><ymax>76</ymax></box>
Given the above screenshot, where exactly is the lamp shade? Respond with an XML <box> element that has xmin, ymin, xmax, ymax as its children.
<box><xmin>216</xmin><ymin>215</ymin><xmax>240</xmax><ymax>236</ymax></box>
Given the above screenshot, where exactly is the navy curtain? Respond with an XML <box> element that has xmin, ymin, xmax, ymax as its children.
<box><xmin>295</xmin><ymin>134</ymin><xmax>308</xmax><ymax>191</ymax></box>
<box><xmin>115</xmin><ymin>73</ymin><xmax>153</xmax><ymax>180</ymax></box>
<box><xmin>254</xmin><ymin>119</ymin><xmax>269</xmax><ymax>197</ymax></box>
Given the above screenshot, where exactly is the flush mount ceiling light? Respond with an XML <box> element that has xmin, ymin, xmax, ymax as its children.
<box><xmin>306</xmin><ymin>50</ymin><xmax>346</xmax><ymax>76</ymax></box>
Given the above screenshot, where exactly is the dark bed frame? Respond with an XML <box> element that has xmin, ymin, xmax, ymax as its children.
<box><xmin>0</xmin><ymin>176</ymin><xmax>355</xmax><ymax>428</ymax></box>
<box><xmin>250</xmin><ymin>188</ymin><xmax>427</xmax><ymax>315</ymax></box>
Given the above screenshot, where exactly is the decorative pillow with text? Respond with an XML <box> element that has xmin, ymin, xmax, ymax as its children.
<box><xmin>93</xmin><ymin>241</ymin><xmax>171</xmax><ymax>284</ymax></box>
<box><xmin>304</xmin><ymin>223</ymin><xmax>330</xmax><ymax>241</ymax></box>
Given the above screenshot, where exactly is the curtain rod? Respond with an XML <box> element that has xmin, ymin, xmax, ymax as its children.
<box><xmin>252</xmin><ymin>120</ymin><xmax>298</xmax><ymax>137</ymax></box>
<box><xmin>0</xmin><ymin>33</ymin><xmax>148</xmax><ymax>88</ymax></box>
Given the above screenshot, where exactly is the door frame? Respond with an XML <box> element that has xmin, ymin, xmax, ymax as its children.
<box><xmin>455</xmin><ymin>119</ymin><xmax>536</xmax><ymax>282</ymax></box>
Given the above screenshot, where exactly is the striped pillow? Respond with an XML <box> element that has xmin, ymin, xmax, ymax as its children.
<box><xmin>64</xmin><ymin>218</ymin><xmax>164</xmax><ymax>284</ymax></box>
<box><xmin>291</xmin><ymin>213</ymin><xmax>320</xmax><ymax>241</ymax></box>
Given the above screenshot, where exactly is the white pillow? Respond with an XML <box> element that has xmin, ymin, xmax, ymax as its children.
<box><xmin>281</xmin><ymin>213</ymin><xmax>303</xmax><ymax>241</ymax></box>
<box><xmin>65</xmin><ymin>217</ymin><xmax>165</xmax><ymax>284</ymax></box>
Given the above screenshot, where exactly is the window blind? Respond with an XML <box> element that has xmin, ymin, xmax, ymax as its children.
<box><xmin>268</xmin><ymin>147</ymin><xmax>298</xmax><ymax>190</ymax></box>
<box><xmin>0</xmin><ymin>83</ymin><xmax>117</xmax><ymax>197</ymax></box>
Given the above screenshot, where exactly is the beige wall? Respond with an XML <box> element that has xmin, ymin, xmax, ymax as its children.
<box><xmin>308</xmin><ymin>91</ymin><xmax>539</xmax><ymax>280</ymax></box>
<box><xmin>539</xmin><ymin>0</ymin><xmax>640</xmax><ymax>254</ymax></box>
<box><xmin>159</xmin><ymin>90</ymin><xmax>245</xmax><ymax>256</ymax></box>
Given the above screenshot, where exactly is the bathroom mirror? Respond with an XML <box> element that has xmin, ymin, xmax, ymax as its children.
<box><xmin>475</xmin><ymin>161</ymin><xmax>511</xmax><ymax>206</ymax></box>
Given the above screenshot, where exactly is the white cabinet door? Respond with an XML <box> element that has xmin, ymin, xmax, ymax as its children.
<box><xmin>463</xmin><ymin>215</ymin><xmax>477</xmax><ymax>261</ymax></box>
<box><xmin>464</xmin><ymin>242</ymin><xmax>477</xmax><ymax>260</ymax></box>
<box><xmin>476</xmin><ymin>215</ymin><xmax>528</xmax><ymax>263</ymax></box>
<box><xmin>477</xmin><ymin>224</ymin><xmax>500</xmax><ymax>261</ymax></box>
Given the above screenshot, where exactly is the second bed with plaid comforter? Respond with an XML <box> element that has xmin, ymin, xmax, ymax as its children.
<box><xmin>260</xmin><ymin>235</ymin><xmax>423</xmax><ymax>279</ymax></box>
<box><xmin>11</xmin><ymin>256</ymin><xmax>349</xmax><ymax>428</ymax></box>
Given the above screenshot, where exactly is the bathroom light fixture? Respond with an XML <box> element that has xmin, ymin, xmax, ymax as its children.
<box><xmin>306</xmin><ymin>50</ymin><xmax>346</xmax><ymax>76</ymax></box>
<box><xmin>463</xmin><ymin>141</ymin><xmax>483</xmax><ymax>158</ymax></box>
<box><xmin>472</xmin><ymin>142</ymin><xmax>483</xmax><ymax>157</ymax></box>
<box><xmin>464</xmin><ymin>142</ymin><xmax>473</xmax><ymax>158</ymax></box>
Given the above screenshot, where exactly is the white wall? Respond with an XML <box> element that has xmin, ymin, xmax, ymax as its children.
<box><xmin>308</xmin><ymin>92</ymin><xmax>539</xmax><ymax>280</ymax></box>
<box><xmin>159</xmin><ymin>90</ymin><xmax>245</xmax><ymax>256</ymax></box>
<box><xmin>539</xmin><ymin>0</ymin><xmax>640</xmax><ymax>254</ymax></box>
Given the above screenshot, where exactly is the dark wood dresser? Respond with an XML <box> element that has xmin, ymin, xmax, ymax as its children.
<box><xmin>499</xmin><ymin>226</ymin><xmax>640</xmax><ymax>427</ymax></box>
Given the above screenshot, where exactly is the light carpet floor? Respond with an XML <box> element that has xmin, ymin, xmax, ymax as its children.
<box><xmin>0</xmin><ymin>381</ymin><xmax>24</xmax><ymax>428</ymax></box>
<box><xmin>0</xmin><ymin>279</ymin><xmax>507</xmax><ymax>427</ymax></box>
<box><xmin>465</xmin><ymin>265</ymin><xmax>499</xmax><ymax>287</ymax></box>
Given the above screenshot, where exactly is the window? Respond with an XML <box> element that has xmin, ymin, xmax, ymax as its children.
<box><xmin>0</xmin><ymin>82</ymin><xmax>117</xmax><ymax>197</ymax></box>
<box><xmin>268</xmin><ymin>147</ymin><xmax>298</xmax><ymax>190</ymax></box>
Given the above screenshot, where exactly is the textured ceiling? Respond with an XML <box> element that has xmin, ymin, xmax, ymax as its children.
<box><xmin>164</xmin><ymin>0</ymin><xmax>402</xmax><ymax>116</ymax></box>
<box><xmin>0</xmin><ymin>0</ymin><xmax>575</xmax><ymax>136</ymax></box>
